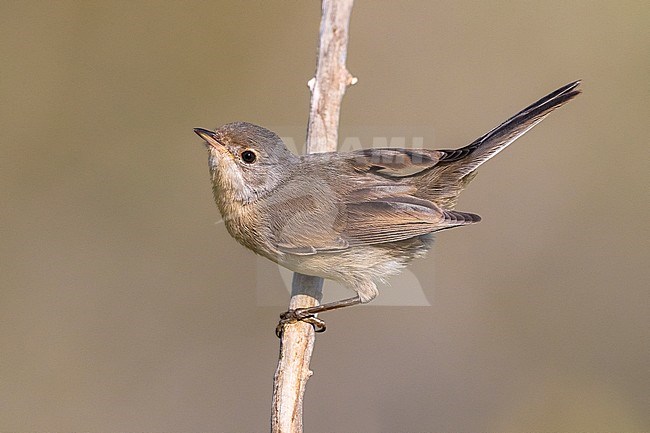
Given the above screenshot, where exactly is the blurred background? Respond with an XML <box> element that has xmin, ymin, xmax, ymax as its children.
<box><xmin>1</xmin><ymin>1</ymin><xmax>648</xmax><ymax>431</ymax></box>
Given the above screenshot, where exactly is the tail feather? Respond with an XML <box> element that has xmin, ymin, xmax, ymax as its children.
<box><xmin>419</xmin><ymin>81</ymin><xmax>581</xmax><ymax>208</ymax></box>
<box><xmin>438</xmin><ymin>80</ymin><xmax>581</xmax><ymax>177</ymax></box>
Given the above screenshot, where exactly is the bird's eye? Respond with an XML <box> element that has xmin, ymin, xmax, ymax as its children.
<box><xmin>241</xmin><ymin>150</ymin><xmax>257</xmax><ymax>163</ymax></box>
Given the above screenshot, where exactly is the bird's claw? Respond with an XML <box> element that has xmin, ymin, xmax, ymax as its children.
<box><xmin>275</xmin><ymin>309</ymin><xmax>327</xmax><ymax>338</ymax></box>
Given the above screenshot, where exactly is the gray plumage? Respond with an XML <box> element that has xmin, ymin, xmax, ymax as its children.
<box><xmin>195</xmin><ymin>81</ymin><xmax>581</xmax><ymax>305</ymax></box>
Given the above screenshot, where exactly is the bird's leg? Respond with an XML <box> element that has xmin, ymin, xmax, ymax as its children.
<box><xmin>289</xmin><ymin>296</ymin><xmax>362</xmax><ymax>317</ymax></box>
<box><xmin>275</xmin><ymin>296</ymin><xmax>361</xmax><ymax>337</ymax></box>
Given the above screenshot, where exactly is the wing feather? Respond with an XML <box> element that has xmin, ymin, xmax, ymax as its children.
<box><xmin>273</xmin><ymin>184</ymin><xmax>480</xmax><ymax>255</ymax></box>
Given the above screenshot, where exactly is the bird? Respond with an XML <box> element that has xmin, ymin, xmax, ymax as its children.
<box><xmin>194</xmin><ymin>80</ymin><xmax>581</xmax><ymax>333</ymax></box>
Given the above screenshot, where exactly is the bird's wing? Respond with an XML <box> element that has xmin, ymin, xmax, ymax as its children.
<box><xmin>343</xmin><ymin>189</ymin><xmax>480</xmax><ymax>246</ymax></box>
<box><xmin>273</xmin><ymin>184</ymin><xmax>480</xmax><ymax>255</ymax></box>
<box><xmin>267</xmin><ymin>180</ymin><xmax>351</xmax><ymax>255</ymax></box>
<box><xmin>345</xmin><ymin>148</ymin><xmax>446</xmax><ymax>178</ymax></box>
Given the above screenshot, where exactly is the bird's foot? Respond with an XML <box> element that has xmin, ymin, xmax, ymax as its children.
<box><xmin>275</xmin><ymin>309</ymin><xmax>326</xmax><ymax>338</ymax></box>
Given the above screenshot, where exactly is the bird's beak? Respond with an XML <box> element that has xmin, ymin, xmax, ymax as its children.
<box><xmin>193</xmin><ymin>127</ymin><xmax>223</xmax><ymax>149</ymax></box>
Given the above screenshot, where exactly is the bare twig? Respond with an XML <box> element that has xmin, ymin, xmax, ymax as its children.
<box><xmin>271</xmin><ymin>1</ymin><xmax>355</xmax><ymax>432</ymax></box>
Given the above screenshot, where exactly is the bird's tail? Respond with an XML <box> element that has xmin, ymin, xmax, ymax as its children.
<box><xmin>419</xmin><ymin>80</ymin><xmax>581</xmax><ymax>208</ymax></box>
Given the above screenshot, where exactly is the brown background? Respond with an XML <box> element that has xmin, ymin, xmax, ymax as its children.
<box><xmin>1</xmin><ymin>1</ymin><xmax>648</xmax><ymax>432</ymax></box>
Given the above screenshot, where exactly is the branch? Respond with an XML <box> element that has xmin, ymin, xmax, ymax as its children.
<box><xmin>271</xmin><ymin>1</ymin><xmax>355</xmax><ymax>432</ymax></box>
